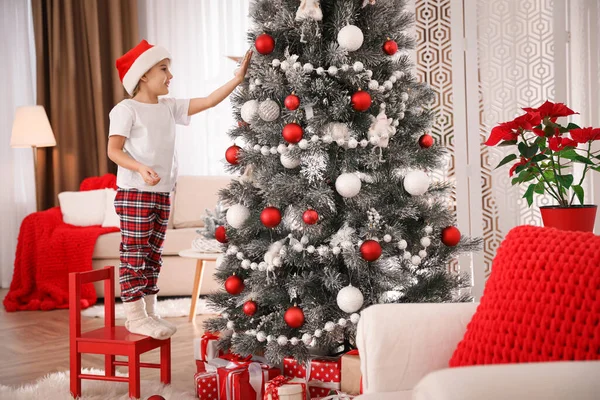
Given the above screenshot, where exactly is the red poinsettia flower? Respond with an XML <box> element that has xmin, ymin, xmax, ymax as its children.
<box><xmin>509</xmin><ymin>157</ymin><xmax>530</xmax><ymax>177</ymax></box>
<box><xmin>512</xmin><ymin>112</ymin><xmax>542</xmax><ymax>130</ymax></box>
<box><xmin>548</xmin><ymin>136</ymin><xmax>577</xmax><ymax>151</ymax></box>
<box><xmin>484</xmin><ymin>121</ymin><xmax>519</xmax><ymax>146</ymax></box>
<box><xmin>523</xmin><ymin>100</ymin><xmax>578</xmax><ymax>122</ymax></box>
<box><xmin>570</xmin><ymin>127</ymin><xmax>600</xmax><ymax>143</ymax></box>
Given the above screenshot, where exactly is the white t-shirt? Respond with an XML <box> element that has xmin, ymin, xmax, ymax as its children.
<box><xmin>108</xmin><ymin>98</ymin><xmax>191</xmax><ymax>192</ymax></box>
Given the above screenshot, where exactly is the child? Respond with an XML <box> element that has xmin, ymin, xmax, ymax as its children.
<box><xmin>107</xmin><ymin>40</ymin><xmax>251</xmax><ymax>339</ymax></box>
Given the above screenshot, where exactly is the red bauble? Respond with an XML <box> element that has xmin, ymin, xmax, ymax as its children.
<box><xmin>215</xmin><ymin>226</ymin><xmax>228</xmax><ymax>243</ymax></box>
<box><xmin>255</xmin><ymin>33</ymin><xmax>275</xmax><ymax>55</ymax></box>
<box><xmin>284</xmin><ymin>305</ymin><xmax>305</xmax><ymax>328</ymax></box>
<box><xmin>383</xmin><ymin>39</ymin><xmax>399</xmax><ymax>55</ymax></box>
<box><xmin>360</xmin><ymin>240</ymin><xmax>382</xmax><ymax>262</ymax></box>
<box><xmin>225</xmin><ymin>145</ymin><xmax>241</xmax><ymax>165</ymax></box>
<box><xmin>351</xmin><ymin>90</ymin><xmax>372</xmax><ymax>112</ymax></box>
<box><xmin>441</xmin><ymin>226</ymin><xmax>461</xmax><ymax>247</ymax></box>
<box><xmin>284</xmin><ymin>94</ymin><xmax>301</xmax><ymax>110</ymax></box>
<box><xmin>282</xmin><ymin>123</ymin><xmax>303</xmax><ymax>144</ymax></box>
<box><xmin>419</xmin><ymin>134</ymin><xmax>434</xmax><ymax>148</ymax></box>
<box><xmin>302</xmin><ymin>209</ymin><xmax>319</xmax><ymax>225</ymax></box>
<box><xmin>260</xmin><ymin>206</ymin><xmax>282</xmax><ymax>228</ymax></box>
<box><xmin>147</xmin><ymin>396</ymin><xmax>166</xmax><ymax>400</ymax></box>
<box><xmin>225</xmin><ymin>274</ymin><xmax>244</xmax><ymax>295</ymax></box>
<box><xmin>243</xmin><ymin>300</ymin><xmax>257</xmax><ymax>316</ymax></box>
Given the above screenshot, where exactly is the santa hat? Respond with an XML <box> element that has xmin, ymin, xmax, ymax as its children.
<box><xmin>116</xmin><ymin>40</ymin><xmax>171</xmax><ymax>95</ymax></box>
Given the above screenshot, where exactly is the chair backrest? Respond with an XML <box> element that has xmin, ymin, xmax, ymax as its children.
<box><xmin>69</xmin><ymin>266</ymin><xmax>115</xmax><ymax>340</ymax></box>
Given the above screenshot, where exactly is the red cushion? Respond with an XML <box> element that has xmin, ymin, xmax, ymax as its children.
<box><xmin>79</xmin><ymin>173</ymin><xmax>117</xmax><ymax>191</ymax></box>
<box><xmin>449</xmin><ymin>225</ymin><xmax>600</xmax><ymax>367</ymax></box>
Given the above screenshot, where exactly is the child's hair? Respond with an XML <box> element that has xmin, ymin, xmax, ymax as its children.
<box><xmin>131</xmin><ymin>83</ymin><xmax>141</xmax><ymax>98</ymax></box>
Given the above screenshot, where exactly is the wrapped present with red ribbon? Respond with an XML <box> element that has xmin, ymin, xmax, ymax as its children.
<box><xmin>264</xmin><ymin>375</ymin><xmax>307</xmax><ymax>400</ymax></box>
<box><xmin>194</xmin><ymin>332</ymin><xmax>226</xmax><ymax>373</ymax></box>
<box><xmin>340</xmin><ymin>350</ymin><xmax>362</xmax><ymax>395</ymax></box>
<box><xmin>283</xmin><ymin>356</ymin><xmax>341</xmax><ymax>398</ymax></box>
<box><xmin>194</xmin><ymin>371</ymin><xmax>218</xmax><ymax>400</ymax></box>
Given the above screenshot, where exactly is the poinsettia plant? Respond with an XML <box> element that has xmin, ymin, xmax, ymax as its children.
<box><xmin>485</xmin><ymin>100</ymin><xmax>600</xmax><ymax>207</ymax></box>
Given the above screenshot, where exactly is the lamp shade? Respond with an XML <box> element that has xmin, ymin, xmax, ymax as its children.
<box><xmin>10</xmin><ymin>106</ymin><xmax>56</xmax><ymax>148</ymax></box>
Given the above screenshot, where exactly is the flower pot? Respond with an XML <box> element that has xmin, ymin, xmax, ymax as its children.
<box><xmin>539</xmin><ymin>205</ymin><xmax>597</xmax><ymax>232</ymax></box>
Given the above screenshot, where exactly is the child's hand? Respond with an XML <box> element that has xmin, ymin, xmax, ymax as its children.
<box><xmin>235</xmin><ymin>50</ymin><xmax>253</xmax><ymax>83</ymax></box>
<box><xmin>138</xmin><ymin>165</ymin><xmax>161</xmax><ymax>186</ymax></box>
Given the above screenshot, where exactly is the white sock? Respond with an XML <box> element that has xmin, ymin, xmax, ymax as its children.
<box><xmin>145</xmin><ymin>294</ymin><xmax>177</xmax><ymax>335</ymax></box>
<box><xmin>123</xmin><ymin>298</ymin><xmax>172</xmax><ymax>340</ymax></box>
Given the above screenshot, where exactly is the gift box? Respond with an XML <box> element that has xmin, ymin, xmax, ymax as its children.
<box><xmin>340</xmin><ymin>350</ymin><xmax>361</xmax><ymax>395</ymax></box>
<box><xmin>283</xmin><ymin>356</ymin><xmax>341</xmax><ymax>398</ymax></box>
<box><xmin>264</xmin><ymin>376</ymin><xmax>307</xmax><ymax>400</ymax></box>
<box><xmin>194</xmin><ymin>332</ymin><xmax>226</xmax><ymax>373</ymax></box>
<box><xmin>194</xmin><ymin>371</ymin><xmax>218</xmax><ymax>400</ymax></box>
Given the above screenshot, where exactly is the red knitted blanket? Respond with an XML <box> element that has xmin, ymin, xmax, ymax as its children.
<box><xmin>3</xmin><ymin>174</ymin><xmax>119</xmax><ymax>312</ymax></box>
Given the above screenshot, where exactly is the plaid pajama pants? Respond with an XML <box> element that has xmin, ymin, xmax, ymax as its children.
<box><xmin>114</xmin><ymin>188</ymin><xmax>171</xmax><ymax>302</ymax></box>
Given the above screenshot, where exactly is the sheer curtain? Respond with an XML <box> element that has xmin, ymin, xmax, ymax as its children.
<box><xmin>0</xmin><ymin>0</ymin><xmax>37</xmax><ymax>287</ymax></box>
<box><xmin>138</xmin><ymin>0</ymin><xmax>251</xmax><ymax>176</ymax></box>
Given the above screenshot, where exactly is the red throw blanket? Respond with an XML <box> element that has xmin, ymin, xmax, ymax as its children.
<box><xmin>3</xmin><ymin>173</ymin><xmax>119</xmax><ymax>311</ymax></box>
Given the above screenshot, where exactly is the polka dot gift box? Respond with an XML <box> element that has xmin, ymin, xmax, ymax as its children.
<box><xmin>194</xmin><ymin>372</ymin><xmax>218</xmax><ymax>400</ymax></box>
<box><xmin>283</xmin><ymin>356</ymin><xmax>342</xmax><ymax>398</ymax></box>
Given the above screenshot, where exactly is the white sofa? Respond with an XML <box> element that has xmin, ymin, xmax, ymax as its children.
<box><xmin>91</xmin><ymin>175</ymin><xmax>231</xmax><ymax>297</ymax></box>
<box><xmin>356</xmin><ymin>303</ymin><xmax>600</xmax><ymax>400</ymax></box>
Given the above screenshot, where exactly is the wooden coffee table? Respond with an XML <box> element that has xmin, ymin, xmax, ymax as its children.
<box><xmin>178</xmin><ymin>249</ymin><xmax>221</xmax><ymax>322</ymax></box>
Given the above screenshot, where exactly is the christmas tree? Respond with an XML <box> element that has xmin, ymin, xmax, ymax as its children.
<box><xmin>205</xmin><ymin>0</ymin><xmax>480</xmax><ymax>363</ymax></box>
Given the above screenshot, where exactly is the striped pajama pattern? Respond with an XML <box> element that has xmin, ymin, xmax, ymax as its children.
<box><xmin>114</xmin><ymin>188</ymin><xmax>171</xmax><ymax>302</ymax></box>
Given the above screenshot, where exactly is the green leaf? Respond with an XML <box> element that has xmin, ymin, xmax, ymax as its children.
<box><xmin>498</xmin><ymin>140</ymin><xmax>518</xmax><ymax>147</ymax></box>
<box><xmin>543</xmin><ymin>170</ymin><xmax>556</xmax><ymax>182</ymax></box>
<box><xmin>518</xmin><ymin>142</ymin><xmax>538</xmax><ymax>158</ymax></box>
<box><xmin>495</xmin><ymin>154</ymin><xmax>518</xmax><ymax>169</ymax></box>
<box><xmin>523</xmin><ymin>184</ymin><xmax>536</xmax><ymax>207</ymax></box>
<box><xmin>572</xmin><ymin>185</ymin><xmax>585</xmax><ymax>205</ymax></box>
<box><xmin>566</xmin><ymin>122</ymin><xmax>581</xmax><ymax>130</ymax></box>
<box><xmin>534</xmin><ymin>181</ymin><xmax>545</xmax><ymax>194</ymax></box>
<box><xmin>559</xmin><ymin>149</ymin><xmax>593</xmax><ymax>164</ymax></box>
<box><xmin>556</xmin><ymin>174</ymin><xmax>574</xmax><ymax>189</ymax></box>
<box><xmin>534</xmin><ymin>136</ymin><xmax>547</xmax><ymax>148</ymax></box>
<box><xmin>530</xmin><ymin>154</ymin><xmax>548</xmax><ymax>163</ymax></box>
<box><xmin>511</xmin><ymin>177</ymin><xmax>521</xmax><ymax>185</ymax></box>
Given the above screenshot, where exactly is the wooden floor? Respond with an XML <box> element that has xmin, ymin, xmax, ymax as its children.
<box><xmin>0</xmin><ymin>288</ymin><xmax>212</xmax><ymax>395</ymax></box>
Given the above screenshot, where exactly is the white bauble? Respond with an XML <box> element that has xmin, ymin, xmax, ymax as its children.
<box><xmin>398</xmin><ymin>239</ymin><xmax>408</xmax><ymax>250</ymax></box>
<box><xmin>350</xmin><ymin>313</ymin><xmax>360</xmax><ymax>324</ymax></box>
<box><xmin>298</xmin><ymin>139</ymin><xmax>309</xmax><ymax>149</ymax></box>
<box><xmin>383</xmin><ymin>234</ymin><xmax>392</xmax><ymax>243</ymax></box>
<box><xmin>256</xmin><ymin>331</ymin><xmax>267</xmax><ymax>342</ymax></box>
<box><xmin>290</xmin><ymin>337</ymin><xmax>299</xmax><ymax>345</ymax></box>
<box><xmin>336</xmin><ymin>285</ymin><xmax>364</xmax><ymax>313</ymax></box>
<box><xmin>335</xmin><ymin>173</ymin><xmax>362</xmax><ymax>198</ymax></box>
<box><xmin>383</xmin><ymin>81</ymin><xmax>393</xmax><ymax>90</ymax></box>
<box><xmin>403</xmin><ymin>170</ymin><xmax>430</xmax><ymax>196</ymax></box>
<box><xmin>328</xmin><ymin>66</ymin><xmax>338</xmax><ymax>75</ymax></box>
<box><xmin>303</xmin><ymin>63</ymin><xmax>314</xmax><ymax>73</ymax></box>
<box><xmin>316</xmin><ymin>67</ymin><xmax>325</xmax><ymax>75</ymax></box>
<box><xmin>337</xmin><ymin>25</ymin><xmax>364</xmax><ymax>52</ymax></box>
<box><xmin>281</xmin><ymin>153</ymin><xmax>300</xmax><ymax>169</ymax></box>
<box><xmin>347</xmin><ymin>138</ymin><xmax>358</xmax><ymax>148</ymax></box>
<box><xmin>324</xmin><ymin>321</ymin><xmax>336</xmax><ymax>332</ymax></box>
<box><xmin>241</xmin><ymin>100</ymin><xmax>259</xmax><ymax>123</ymax></box>
<box><xmin>258</xmin><ymin>99</ymin><xmax>281</xmax><ymax>122</ymax></box>
<box><xmin>360</xmin><ymin>139</ymin><xmax>369</xmax><ymax>148</ymax></box>
<box><xmin>338</xmin><ymin>318</ymin><xmax>347</xmax><ymax>327</ymax></box>
<box><xmin>226</xmin><ymin>204</ymin><xmax>250</xmax><ymax>228</ymax></box>
<box><xmin>302</xmin><ymin>333</ymin><xmax>312</xmax><ymax>345</ymax></box>
<box><xmin>419</xmin><ymin>250</ymin><xmax>427</xmax><ymax>258</ymax></box>
<box><xmin>277</xmin><ymin>144</ymin><xmax>288</xmax><ymax>154</ymax></box>
<box><xmin>353</xmin><ymin>61</ymin><xmax>364</xmax><ymax>72</ymax></box>
<box><xmin>401</xmin><ymin>92</ymin><xmax>409</xmax><ymax>101</ymax></box>
<box><xmin>314</xmin><ymin>329</ymin><xmax>323</xmax><ymax>337</ymax></box>
<box><xmin>270</xmin><ymin>147</ymin><xmax>278</xmax><ymax>154</ymax></box>
<box><xmin>272</xmin><ymin>59</ymin><xmax>281</xmax><ymax>67</ymax></box>
<box><xmin>368</xmin><ymin>80</ymin><xmax>379</xmax><ymax>90</ymax></box>
<box><xmin>411</xmin><ymin>255</ymin><xmax>422</xmax><ymax>265</ymax></box>
<box><xmin>261</xmin><ymin>146</ymin><xmax>270</xmax><ymax>156</ymax></box>
<box><xmin>277</xmin><ymin>335</ymin><xmax>288</xmax><ymax>346</ymax></box>
<box><xmin>341</xmin><ymin>64</ymin><xmax>350</xmax><ymax>72</ymax></box>
<box><xmin>280</xmin><ymin>61</ymin><xmax>290</xmax><ymax>71</ymax></box>
<box><xmin>420</xmin><ymin>237</ymin><xmax>431</xmax><ymax>247</ymax></box>
<box><xmin>425</xmin><ymin>225</ymin><xmax>433</xmax><ymax>234</ymax></box>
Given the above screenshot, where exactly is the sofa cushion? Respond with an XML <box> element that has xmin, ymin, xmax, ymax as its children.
<box><xmin>449</xmin><ymin>225</ymin><xmax>600</xmax><ymax>367</ymax></box>
<box><xmin>93</xmin><ymin>227</ymin><xmax>198</xmax><ymax>259</ymax></box>
<box><xmin>172</xmin><ymin>175</ymin><xmax>231</xmax><ymax>229</ymax></box>
<box><xmin>58</xmin><ymin>189</ymin><xmax>107</xmax><ymax>226</ymax></box>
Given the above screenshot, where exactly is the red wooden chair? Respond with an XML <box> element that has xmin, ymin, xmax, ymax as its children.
<box><xmin>69</xmin><ymin>266</ymin><xmax>171</xmax><ymax>399</ymax></box>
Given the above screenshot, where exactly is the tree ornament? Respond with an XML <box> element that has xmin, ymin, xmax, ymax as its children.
<box><xmin>226</xmin><ymin>204</ymin><xmax>250</xmax><ymax>229</ymax></box>
<box><xmin>284</xmin><ymin>305</ymin><xmax>305</xmax><ymax>328</ymax></box>
<box><xmin>225</xmin><ymin>274</ymin><xmax>244</xmax><ymax>295</ymax></box>
<box><xmin>351</xmin><ymin>90</ymin><xmax>372</xmax><ymax>112</ymax></box>
<box><xmin>147</xmin><ymin>396</ymin><xmax>165</xmax><ymax>400</ymax></box>
<box><xmin>215</xmin><ymin>226</ymin><xmax>228</xmax><ymax>243</ymax></box>
<box><xmin>255</xmin><ymin>33</ymin><xmax>275</xmax><ymax>55</ymax></box>
<box><xmin>368</xmin><ymin>105</ymin><xmax>395</xmax><ymax>148</ymax></box>
<box><xmin>419</xmin><ymin>134</ymin><xmax>434</xmax><ymax>148</ymax></box>
<box><xmin>403</xmin><ymin>171</ymin><xmax>430</xmax><ymax>196</ymax></box>
<box><xmin>284</xmin><ymin>93</ymin><xmax>301</xmax><ymax>110</ymax></box>
<box><xmin>383</xmin><ymin>38</ymin><xmax>398</xmax><ymax>55</ymax></box>
<box><xmin>281</xmin><ymin>153</ymin><xmax>300</xmax><ymax>169</ymax></box>
<box><xmin>243</xmin><ymin>300</ymin><xmax>257</xmax><ymax>316</ymax></box>
<box><xmin>302</xmin><ymin>209</ymin><xmax>319</xmax><ymax>225</ymax></box>
<box><xmin>336</xmin><ymin>173</ymin><xmax>362</xmax><ymax>198</ymax></box>
<box><xmin>360</xmin><ymin>240</ymin><xmax>382</xmax><ymax>261</ymax></box>
<box><xmin>336</xmin><ymin>285</ymin><xmax>364</xmax><ymax>313</ymax></box>
<box><xmin>241</xmin><ymin>100</ymin><xmax>259</xmax><ymax>123</ymax></box>
<box><xmin>362</xmin><ymin>0</ymin><xmax>376</xmax><ymax>7</ymax></box>
<box><xmin>260</xmin><ymin>206</ymin><xmax>282</xmax><ymax>228</ymax></box>
<box><xmin>258</xmin><ymin>99</ymin><xmax>280</xmax><ymax>122</ymax></box>
<box><xmin>441</xmin><ymin>226</ymin><xmax>461</xmax><ymax>246</ymax></box>
<box><xmin>337</xmin><ymin>25</ymin><xmax>364</xmax><ymax>52</ymax></box>
<box><xmin>282</xmin><ymin>123</ymin><xmax>304</xmax><ymax>144</ymax></box>
<box><xmin>296</xmin><ymin>0</ymin><xmax>322</xmax><ymax>21</ymax></box>
<box><xmin>225</xmin><ymin>145</ymin><xmax>241</xmax><ymax>165</ymax></box>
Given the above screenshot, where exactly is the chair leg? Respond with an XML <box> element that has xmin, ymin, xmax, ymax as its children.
<box><xmin>70</xmin><ymin>349</ymin><xmax>81</xmax><ymax>399</ymax></box>
<box><xmin>105</xmin><ymin>354</ymin><xmax>115</xmax><ymax>377</ymax></box>
<box><xmin>128</xmin><ymin>352</ymin><xmax>141</xmax><ymax>399</ymax></box>
<box><xmin>160</xmin><ymin>338</ymin><xmax>171</xmax><ymax>384</ymax></box>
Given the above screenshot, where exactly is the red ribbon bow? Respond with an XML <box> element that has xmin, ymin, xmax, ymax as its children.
<box><xmin>264</xmin><ymin>375</ymin><xmax>306</xmax><ymax>400</ymax></box>
<box><xmin>200</xmin><ymin>332</ymin><xmax>219</xmax><ymax>361</ymax></box>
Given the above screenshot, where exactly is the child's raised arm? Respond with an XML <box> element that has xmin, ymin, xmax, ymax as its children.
<box><xmin>188</xmin><ymin>50</ymin><xmax>253</xmax><ymax>116</ymax></box>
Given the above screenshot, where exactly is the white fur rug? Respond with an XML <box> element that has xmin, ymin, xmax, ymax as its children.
<box><xmin>82</xmin><ymin>297</ymin><xmax>214</xmax><ymax>319</ymax></box>
<box><xmin>0</xmin><ymin>368</ymin><xmax>197</xmax><ymax>400</ymax></box>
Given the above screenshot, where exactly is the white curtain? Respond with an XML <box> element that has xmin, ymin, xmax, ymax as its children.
<box><xmin>0</xmin><ymin>0</ymin><xmax>37</xmax><ymax>287</ymax></box>
<box><xmin>138</xmin><ymin>0</ymin><xmax>251</xmax><ymax>176</ymax></box>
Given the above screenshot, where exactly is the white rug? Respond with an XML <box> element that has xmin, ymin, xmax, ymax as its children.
<box><xmin>82</xmin><ymin>297</ymin><xmax>215</xmax><ymax>319</ymax></box>
<box><xmin>0</xmin><ymin>368</ymin><xmax>197</xmax><ymax>400</ymax></box>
